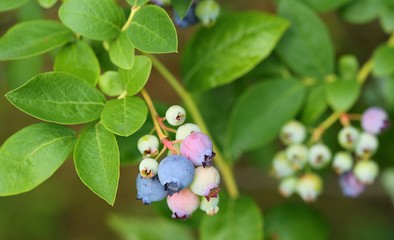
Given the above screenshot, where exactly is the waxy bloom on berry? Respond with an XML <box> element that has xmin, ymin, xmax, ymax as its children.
<box><xmin>189</xmin><ymin>166</ymin><xmax>220</xmax><ymax>200</ymax></box>
<box><xmin>354</xmin><ymin>160</ymin><xmax>379</xmax><ymax>184</ymax></box>
<box><xmin>339</xmin><ymin>171</ymin><xmax>365</xmax><ymax>197</ymax></box>
<box><xmin>280</xmin><ymin>120</ymin><xmax>306</xmax><ymax>145</ymax></box>
<box><xmin>139</xmin><ymin>158</ymin><xmax>159</xmax><ymax>178</ymax></box>
<box><xmin>166</xmin><ymin>105</ymin><xmax>186</xmax><ymax>126</ymax></box>
<box><xmin>279</xmin><ymin>176</ymin><xmax>298</xmax><ymax>197</ymax></box>
<box><xmin>332</xmin><ymin>151</ymin><xmax>353</xmax><ymax>174</ymax></box>
<box><xmin>361</xmin><ymin>107</ymin><xmax>390</xmax><ymax>135</ymax></box>
<box><xmin>355</xmin><ymin>132</ymin><xmax>378</xmax><ymax>159</ymax></box>
<box><xmin>272</xmin><ymin>151</ymin><xmax>294</xmax><ymax>178</ymax></box>
<box><xmin>176</xmin><ymin>123</ymin><xmax>201</xmax><ymax>140</ymax></box>
<box><xmin>200</xmin><ymin>196</ymin><xmax>219</xmax><ymax>216</ymax></box>
<box><xmin>138</xmin><ymin>135</ymin><xmax>159</xmax><ymax>157</ymax></box>
<box><xmin>308</xmin><ymin>143</ymin><xmax>332</xmax><ymax>169</ymax></box>
<box><xmin>136</xmin><ymin>174</ymin><xmax>168</xmax><ymax>205</ymax></box>
<box><xmin>338</xmin><ymin>126</ymin><xmax>360</xmax><ymax>150</ymax></box>
<box><xmin>285</xmin><ymin>144</ymin><xmax>308</xmax><ymax>170</ymax></box>
<box><xmin>296</xmin><ymin>173</ymin><xmax>323</xmax><ymax>202</ymax></box>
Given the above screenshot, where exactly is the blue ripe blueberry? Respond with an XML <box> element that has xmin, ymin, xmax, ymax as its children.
<box><xmin>180</xmin><ymin>132</ymin><xmax>215</xmax><ymax>167</ymax></box>
<box><xmin>339</xmin><ymin>171</ymin><xmax>365</xmax><ymax>198</ymax></box>
<box><xmin>136</xmin><ymin>173</ymin><xmax>168</xmax><ymax>205</ymax></box>
<box><xmin>158</xmin><ymin>155</ymin><xmax>195</xmax><ymax>196</ymax></box>
<box><xmin>173</xmin><ymin>3</ymin><xmax>199</xmax><ymax>29</ymax></box>
<box><xmin>361</xmin><ymin>107</ymin><xmax>390</xmax><ymax>134</ymax></box>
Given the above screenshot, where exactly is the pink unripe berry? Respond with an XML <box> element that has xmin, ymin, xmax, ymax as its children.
<box><xmin>166</xmin><ymin>105</ymin><xmax>186</xmax><ymax>126</ymax></box>
<box><xmin>296</xmin><ymin>173</ymin><xmax>323</xmax><ymax>203</ymax></box>
<box><xmin>176</xmin><ymin>123</ymin><xmax>201</xmax><ymax>140</ymax></box>
<box><xmin>339</xmin><ymin>171</ymin><xmax>365</xmax><ymax>197</ymax></box>
<box><xmin>167</xmin><ymin>188</ymin><xmax>200</xmax><ymax>219</ymax></box>
<box><xmin>279</xmin><ymin>176</ymin><xmax>298</xmax><ymax>197</ymax></box>
<box><xmin>189</xmin><ymin>166</ymin><xmax>220</xmax><ymax>200</ymax></box>
<box><xmin>354</xmin><ymin>160</ymin><xmax>379</xmax><ymax>184</ymax></box>
<box><xmin>308</xmin><ymin>143</ymin><xmax>332</xmax><ymax>169</ymax></box>
<box><xmin>139</xmin><ymin>158</ymin><xmax>158</xmax><ymax>178</ymax></box>
<box><xmin>361</xmin><ymin>107</ymin><xmax>390</xmax><ymax>134</ymax></box>
<box><xmin>180</xmin><ymin>132</ymin><xmax>215</xmax><ymax>167</ymax></box>
<box><xmin>280</xmin><ymin>120</ymin><xmax>306</xmax><ymax>145</ymax></box>
<box><xmin>200</xmin><ymin>196</ymin><xmax>219</xmax><ymax>216</ymax></box>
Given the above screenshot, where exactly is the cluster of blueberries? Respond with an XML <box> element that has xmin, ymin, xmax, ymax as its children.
<box><xmin>136</xmin><ymin>105</ymin><xmax>221</xmax><ymax>219</ymax></box>
<box><xmin>271</xmin><ymin>107</ymin><xmax>390</xmax><ymax>202</ymax></box>
<box><xmin>151</xmin><ymin>0</ymin><xmax>220</xmax><ymax>28</ymax></box>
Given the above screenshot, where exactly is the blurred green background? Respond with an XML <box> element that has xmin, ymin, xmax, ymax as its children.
<box><xmin>1</xmin><ymin>0</ymin><xmax>394</xmax><ymax>239</ymax></box>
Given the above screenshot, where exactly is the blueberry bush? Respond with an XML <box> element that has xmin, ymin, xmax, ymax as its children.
<box><xmin>1</xmin><ymin>0</ymin><xmax>394</xmax><ymax>239</ymax></box>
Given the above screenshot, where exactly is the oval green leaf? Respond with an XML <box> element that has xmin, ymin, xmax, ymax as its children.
<box><xmin>74</xmin><ymin>123</ymin><xmax>120</xmax><ymax>205</ymax></box>
<box><xmin>0</xmin><ymin>0</ymin><xmax>29</xmax><ymax>12</ymax></box>
<box><xmin>0</xmin><ymin>20</ymin><xmax>74</xmax><ymax>60</ymax></box>
<box><xmin>125</xmin><ymin>0</ymin><xmax>149</xmax><ymax>6</ymax></box>
<box><xmin>127</xmin><ymin>5</ymin><xmax>177</xmax><ymax>53</ymax></box>
<box><xmin>226</xmin><ymin>78</ymin><xmax>305</xmax><ymax>157</ymax></box>
<box><xmin>182</xmin><ymin>12</ymin><xmax>288</xmax><ymax>92</ymax></box>
<box><xmin>119</xmin><ymin>55</ymin><xmax>152</xmax><ymax>95</ymax></box>
<box><xmin>171</xmin><ymin>0</ymin><xmax>193</xmax><ymax>19</ymax></box>
<box><xmin>37</xmin><ymin>0</ymin><xmax>58</xmax><ymax>9</ymax></box>
<box><xmin>276</xmin><ymin>0</ymin><xmax>334</xmax><ymax>79</ymax></box>
<box><xmin>265</xmin><ymin>203</ymin><xmax>329</xmax><ymax>240</ymax></box>
<box><xmin>372</xmin><ymin>45</ymin><xmax>394</xmax><ymax>77</ymax></box>
<box><xmin>301</xmin><ymin>85</ymin><xmax>328</xmax><ymax>124</ymax></box>
<box><xmin>109</xmin><ymin>32</ymin><xmax>135</xmax><ymax>70</ymax></box>
<box><xmin>0</xmin><ymin>123</ymin><xmax>76</xmax><ymax>196</ymax></box>
<box><xmin>200</xmin><ymin>197</ymin><xmax>263</xmax><ymax>240</ymax></box>
<box><xmin>326</xmin><ymin>79</ymin><xmax>360</xmax><ymax>112</ymax></box>
<box><xmin>54</xmin><ymin>40</ymin><xmax>101</xmax><ymax>85</ymax></box>
<box><xmin>101</xmin><ymin>96</ymin><xmax>148</xmax><ymax>136</ymax></box>
<box><xmin>340</xmin><ymin>0</ymin><xmax>382</xmax><ymax>24</ymax></box>
<box><xmin>5</xmin><ymin>72</ymin><xmax>106</xmax><ymax>124</ymax></box>
<box><xmin>59</xmin><ymin>0</ymin><xmax>125</xmax><ymax>41</ymax></box>
<box><xmin>99</xmin><ymin>71</ymin><xmax>125</xmax><ymax>97</ymax></box>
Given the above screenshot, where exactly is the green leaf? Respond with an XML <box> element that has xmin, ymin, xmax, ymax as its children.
<box><xmin>36</xmin><ymin>0</ymin><xmax>57</xmax><ymax>8</ymax></box>
<box><xmin>6</xmin><ymin>72</ymin><xmax>106</xmax><ymax>124</ymax></box>
<box><xmin>109</xmin><ymin>32</ymin><xmax>135</xmax><ymax>70</ymax></box>
<box><xmin>200</xmin><ymin>197</ymin><xmax>263</xmax><ymax>240</ymax></box>
<box><xmin>380</xmin><ymin>5</ymin><xmax>394</xmax><ymax>33</ymax></box>
<box><xmin>326</xmin><ymin>79</ymin><xmax>360</xmax><ymax>112</ymax></box>
<box><xmin>54</xmin><ymin>40</ymin><xmax>100</xmax><ymax>85</ymax></box>
<box><xmin>125</xmin><ymin>0</ymin><xmax>149</xmax><ymax>6</ymax></box>
<box><xmin>339</xmin><ymin>55</ymin><xmax>359</xmax><ymax>81</ymax></box>
<box><xmin>299</xmin><ymin>0</ymin><xmax>352</xmax><ymax>12</ymax></box>
<box><xmin>59</xmin><ymin>0</ymin><xmax>125</xmax><ymax>41</ymax></box>
<box><xmin>171</xmin><ymin>0</ymin><xmax>193</xmax><ymax>19</ymax></box>
<box><xmin>101</xmin><ymin>96</ymin><xmax>148</xmax><ymax>136</ymax></box>
<box><xmin>182</xmin><ymin>12</ymin><xmax>288</xmax><ymax>92</ymax></box>
<box><xmin>372</xmin><ymin>45</ymin><xmax>394</xmax><ymax>77</ymax></box>
<box><xmin>0</xmin><ymin>123</ymin><xmax>76</xmax><ymax>196</ymax></box>
<box><xmin>0</xmin><ymin>0</ymin><xmax>29</xmax><ymax>12</ymax></box>
<box><xmin>0</xmin><ymin>20</ymin><xmax>74</xmax><ymax>61</ymax></box>
<box><xmin>108</xmin><ymin>214</ymin><xmax>194</xmax><ymax>240</ymax></box>
<box><xmin>74</xmin><ymin>123</ymin><xmax>120</xmax><ymax>205</ymax></box>
<box><xmin>276</xmin><ymin>0</ymin><xmax>334</xmax><ymax>79</ymax></box>
<box><xmin>265</xmin><ymin>203</ymin><xmax>329</xmax><ymax>240</ymax></box>
<box><xmin>226</xmin><ymin>78</ymin><xmax>305</xmax><ymax>157</ymax></box>
<box><xmin>127</xmin><ymin>5</ymin><xmax>178</xmax><ymax>53</ymax></box>
<box><xmin>119</xmin><ymin>55</ymin><xmax>152</xmax><ymax>95</ymax></box>
<box><xmin>301</xmin><ymin>85</ymin><xmax>328</xmax><ymax>124</ymax></box>
<box><xmin>340</xmin><ymin>0</ymin><xmax>383</xmax><ymax>24</ymax></box>
<box><xmin>99</xmin><ymin>71</ymin><xmax>124</xmax><ymax>97</ymax></box>
<box><xmin>379</xmin><ymin>76</ymin><xmax>394</xmax><ymax>110</ymax></box>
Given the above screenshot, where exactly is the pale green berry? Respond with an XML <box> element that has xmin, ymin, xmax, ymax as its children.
<box><xmin>200</xmin><ymin>195</ymin><xmax>219</xmax><ymax>216</ymax></box>
<box><xmin>139</xmin><ymin>158</ymin><xmax>159</xmax><ymax>178</ymax></box>
<box><xmin>296</xmin><ymin>173</ymin><xmax>323</xmax><ymax>202</ymax></box>
<box><xmin>308</xmin><ymin>143</ymin><xmax>332</xmax><ymax>169</ymax></box>
<box><xmin>272</xmin><ymin>151</ymin><xmax>294</xmax><ymax>178</ymax></box>
<box><xmin>138</xmin><ymin>135</ymin><xmax>159</xmax><ymax>157</ymax></box>
<box><xmin>285</xmin><ymin>144</ymin><xmax>308</xmax><ymax>170</ymax></box>
<box><xmin>354</xmin><ymin>160</ymin><xmax>379</xmax><ymax>184</ymax></box>
<box><xmin>355</xmin><ymin>132</ymin><xmax>378</xmax><ymax>159</ymax></box>
<box><xmin>338</xmin><ymin>126</ymin><xmax>360</xmax><ymax>150</ymax></box>
<box><xmin>196</xmin><ymin>0</ymin><xmax>220</xmax><ymax>27</ymax></box>
<box><xmin>332</xmin><ymin>151</ymin><xmax>353</xmax><ymax>174</ymax></box>
<box><xmin>280</xmin><ymin>120</ymin><xmax>306</xmax><ymax>145</ymax></box>
<box><xmin>176</xmin><ymin>123</ymin><xmax>201</xmax><ymax>140</ymax></box>
<box><xmin>279</xmin><ymin>176</ymin><xmax>298</xmax><ymax>197</ymax></box>
<box><xmin>166</xmin><ymin>105</ymin><xmax>186</xmax><ymax>126</ymax></box>
<box><xmin>189</xmin><ymin>166</ymin><xmax>220</xmax><ymax>199</ymax></box>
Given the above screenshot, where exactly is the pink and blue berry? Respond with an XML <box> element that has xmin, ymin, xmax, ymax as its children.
<box><xmin>339</xmin><ymin>171</ymin><xmax>365</xmax><ymax>197</ymax></box>
<box><xmin>361</xmin><ymin>107</ymin><xmax>390</xmax><ymax>135</ymax></box>
<box><xmin>180</xmin><ymin>132</ymin><xmax>215</xmax><ymax>167</ymax></box>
